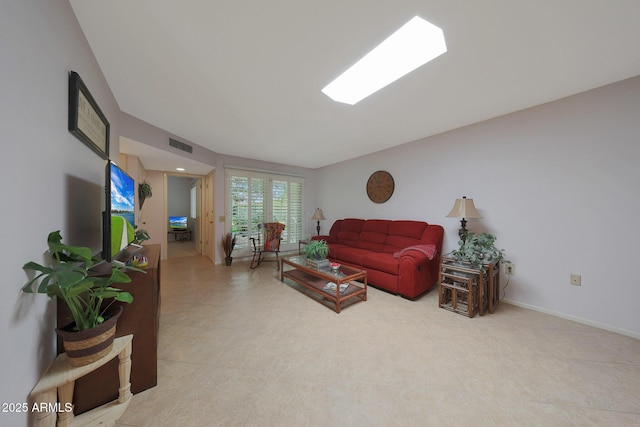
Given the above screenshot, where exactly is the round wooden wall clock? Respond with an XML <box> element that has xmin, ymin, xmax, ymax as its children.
<box><xmin>366</xmin><ymin>170</ymin><xmax>395</xmax><ymax>203</ymax></box>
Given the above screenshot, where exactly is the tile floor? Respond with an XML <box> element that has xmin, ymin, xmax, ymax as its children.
<box><xmin>116</xmin><ymin>254</ymin><xmax>640</xmax><ymax>427</ymax></box>
<box><xmin>167</xmin><ymin>239</ymin><xmax>198</xmax><ymax>259</ymax></box>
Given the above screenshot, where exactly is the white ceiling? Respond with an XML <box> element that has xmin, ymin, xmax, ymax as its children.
<box><xmin>70</xmin><ymin>1</ymin><xmax>640</xmax><ymax>170</ymax></box>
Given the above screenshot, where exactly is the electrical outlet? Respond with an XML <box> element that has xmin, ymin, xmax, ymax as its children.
<box><xmin>570</xmin><ymin>274</ymin><xmax>581</xmax><ymax>286</ymax></box>
<box><xmin>505</xmin><ymin>263</ymin><xmax>515</xmax><ymax>275</ymax></box>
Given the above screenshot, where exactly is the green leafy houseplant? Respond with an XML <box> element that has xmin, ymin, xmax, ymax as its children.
<box><xmin>138</xmin><ymin>182</ymin><xmax>152</xmax><ymax>209</ymax></box>
<box><xmin>304</xmin><ymin>239</ymin><xmax>329</xmax><ymax>260</ymax></box>
<box><xmin>451</xmin><ymin>232</ymin><xmax>507</xmax><ymax>270</ymax></box>
<box><xmin>22</xmin><ymin>231</ymin><xmax>137</xmax><ymax>331</ymax></box>
<box><xmin>133</xmin><ymin>228</ymin><xmax>150</xmax><ymax>245</ymax></box>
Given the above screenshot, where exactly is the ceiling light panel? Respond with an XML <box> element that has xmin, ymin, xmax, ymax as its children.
<box><xmin>322</xmin><ymin>16</ymin><xmax>447</xmax><ymax>105</ymax></box>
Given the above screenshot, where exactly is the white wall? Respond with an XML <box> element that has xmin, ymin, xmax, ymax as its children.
<box><xmin>167</xmin><ymin>176</ymin><xmax>192</xmax><ymax>218</ymax></box>
<box><xmin>0</xmin><ymin>1</ymin><xmax>121</xmax><ymax>425</ymax></box>
<box><xmin>141</xmin><ymin>171</ymin><xmax>167</xmax><ymax>250</ymax></box>
<box><xmin>316</xmin><ymin>75</ymin><xmax>640</xmax><ymax>338</ymax></box>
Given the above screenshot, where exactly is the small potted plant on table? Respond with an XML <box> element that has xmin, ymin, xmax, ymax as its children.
<box><xmin>304</xmin><ymin>239</ymin><xmax>329</xmax><ymax>268</ymax></box>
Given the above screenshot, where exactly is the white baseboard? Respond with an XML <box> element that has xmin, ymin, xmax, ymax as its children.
<box><xmin>502</xmin><ymin>299</ymin><xmax>640</xmax><ymax>340</ymax></box>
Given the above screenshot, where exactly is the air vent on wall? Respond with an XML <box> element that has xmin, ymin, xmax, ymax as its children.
<box><xmin>169</xmin><ymin>138</ymin><xmax>193</xmax><ymax>154</ymax></box>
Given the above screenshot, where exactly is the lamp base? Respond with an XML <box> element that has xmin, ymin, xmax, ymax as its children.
<box><xmin>316</xmin><ymin>221</ymin><xmax>321</xmax><ymax>236</ymax></box>
<box><xmin>458</xmin><ymin>218</ymin><xmax>468</xmax><ymax>243</ymax></box>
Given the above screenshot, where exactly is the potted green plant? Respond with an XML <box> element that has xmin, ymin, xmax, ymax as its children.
<box><xmin>222</xmin><ymin>232</ymin><xmax>236</xmax><ymax>266</ymax></box>
<box><xmin>133</xmin><ymin>228</ymin><xmax>150</xmax><ymax>245</ymax></box>
<box><xmin>22</xmin><ymin>231</ymin><xmax>140</xmax><ymax>366</ymax></box>
<box><xmin>451</xmin><ymin>232</ymin><xmax>507</xmax><ymax>270</ymax></box>
<box><xmin>138</xmin><ymin>181</ymin><xmax>152</xmax><ymax>209</ymax></box>
<box><xmin>304</xmin><ymin>239</ymin><xmax>329</xmax><ymax>260</ymax></box>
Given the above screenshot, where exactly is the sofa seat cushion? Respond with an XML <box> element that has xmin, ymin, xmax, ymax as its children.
<box><xmin>354</xmin><ymin>240</ymin><xmax>386</xmax><ymax>252</ymax></box>
<box><xmin>326</xmin><ymin>243</ymin><xmax>350</xmax><ymax>259</ymax></box>
<box><xmin>331</xmin><ymin>246</ymin><xmax>371</xmax><ymax>266</ymax></box>
<box><xmin>361</xmin><ymin>252</ymin><xmax>399</xmax><ymax>275</ymax></box>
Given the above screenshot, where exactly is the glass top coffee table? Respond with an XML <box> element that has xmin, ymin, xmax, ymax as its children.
<box><xmin>280</xmin><ymin>255</ymin><xmax>367</xmax><ymax>313</ymax></box>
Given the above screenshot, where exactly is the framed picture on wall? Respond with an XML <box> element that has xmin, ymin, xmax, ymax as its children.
<box><xmin>68</xmin><ymin>71</ymin><xmax>110</xmax><ymax>160</ymax></box>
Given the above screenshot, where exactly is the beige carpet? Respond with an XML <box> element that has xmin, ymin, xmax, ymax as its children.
<box><xmin>117</xmin><ymin>254</ymin><xmax>640</xmax><ymax>426</ymax></box>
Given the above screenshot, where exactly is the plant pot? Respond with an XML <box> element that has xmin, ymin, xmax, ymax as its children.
<box><xmin>56</xmin><ymin>306</ymin><xmax>123</xmax><ymax>367</ymax></box>
<box><xmin>225</xmin><ymin>256</ymin><xmax>233</xmax><ymax>266</ymax></box>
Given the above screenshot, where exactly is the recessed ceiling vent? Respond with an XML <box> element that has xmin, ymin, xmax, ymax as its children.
<box><xmin>169</xmin><ymin>138</ymin><xmax>193</xmax><ymax>154</ymax></box>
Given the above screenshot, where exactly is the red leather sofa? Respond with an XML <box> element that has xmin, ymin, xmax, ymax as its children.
<box><xmin>312</xmin><ymin>218</ymin><xmax>444</xmax><ymax>299</ymax></box>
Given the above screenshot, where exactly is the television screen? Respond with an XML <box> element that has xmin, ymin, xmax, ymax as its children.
<box><xmin>104</xmin><ymin>162</ymin><xmax>136</xmax><ymax>262</ymax></box>
<box><xmin>169</xmin><ymin>216</ymin><xmax>188</xmax><ymax>230</ymax></box>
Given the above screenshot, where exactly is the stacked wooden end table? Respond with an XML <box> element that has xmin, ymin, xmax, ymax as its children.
<box><xmin>281</xmin><ymin>255</ymin><xmax>367</xmax><ymax>313</ymax></box>
<box><xmin>438</xmin><ymin>253</ymin><xmax>500</xmax><ymax>318</ymax></box>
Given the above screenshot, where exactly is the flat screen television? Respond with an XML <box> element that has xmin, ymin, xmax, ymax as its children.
<box><xmin>169</xmin><ymin>216</ymin><xmax>188</xmax><ymax>230</ymax></box>
<box><xmin>103</xmin><ymin>161</ymin><xmax>136</xmax><ymax>262</ymax></box>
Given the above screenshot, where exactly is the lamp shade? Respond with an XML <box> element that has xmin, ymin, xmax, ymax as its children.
<box><xmin>311</xmin><ymin>208</ymin><xmax>326</xmax><ymax>221</ymax></box>
<box><xmin>446</xmin><ymin>196</ymin><xmax>482</xmax><ymax>219</ymax></box>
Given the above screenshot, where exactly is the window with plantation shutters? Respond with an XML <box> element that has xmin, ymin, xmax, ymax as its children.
<box><xmin>250</xmin><ymin>177</ymin><xmax>266</xmax><ymax>242</ymax></box>
<box><xmin>288</xmin><ymin>181</ymin><xmax>304</xmax><ymax>245</ymax></box>
<box><xmin>226</xmin><ymin>168</ymin><xmax>304</xmax><ymax>256</ymax></box>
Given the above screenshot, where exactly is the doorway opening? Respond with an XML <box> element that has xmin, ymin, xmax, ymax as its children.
<box><xmin>166</xmin><ymin>174</ymin><xmax>201</xmax><ymax>259</ymax></box>
<box><xmin>165</xmin><ymin>170</ymin><xmax>215</xmax><ymax>262</ymax></box>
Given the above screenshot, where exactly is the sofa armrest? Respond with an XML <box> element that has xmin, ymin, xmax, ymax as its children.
<box><xmin>395</xmin><ymin>248</ymin><xmax>441</xmax><ymax>298</ymax></box>
<box><xmin>396</xmin><ymin>249</ymin><xmax>438</xmax><ymax>272</ymax></box>
<box><xmin>393</xmin><ymin>244</ymin><xmax>437</xmax><ymax>260</ymax></box>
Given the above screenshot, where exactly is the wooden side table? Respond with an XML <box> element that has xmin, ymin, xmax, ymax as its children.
<box><xmin>63</xmin><ymin>245</ymin><xmax>160</xmax><ymax>414</ymax></box>
<box><xmin>484</xmin><ymin>261</ymin><xmax>500</xmax><ymax>314</ymax></box>
<box><xmin>438</xmin><ymin>254</ymin><xmax>499</xmax><ymax>317</ymax></box>
<box><xmin>30</xmin><ymin>335</ymin><xmax>133</xmax><ymax>427</ymax></box>
<box><xmin>298</xmin><ymin>239</ymin><xmax>309</xmax><ymax>255</ymax></box>
<box><xmin>168</xmin><ymin>229</ymin><xmax>192</xmax><ymax>242</ymax></box>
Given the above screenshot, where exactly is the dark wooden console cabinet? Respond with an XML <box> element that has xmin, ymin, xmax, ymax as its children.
<box><xmin>56</xmin><ymin>244</ymin><xmax>161</xmax><ymax>415</ymax></box>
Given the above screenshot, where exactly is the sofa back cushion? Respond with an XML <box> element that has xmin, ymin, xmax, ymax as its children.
<box><xmin>334</xmin><ymin>218</ymin><xmax>365</xmax><ymax>246</ymax></box>
<box><xmin>328</xmin><ymin>220</ymin><xmax>343</xmax><ymax>238</ymax></box>
<box><xmin>383</xmin><ymin>221</ymin><xmax>428</xmax><ymax>254</ymax></box>
<box><xmin>355</xmin><ymin>220</ymin><xmax>389</xmax><ymax>252</ymax></box>
<box><xmin>328</xmin><ymin>219</ymin><xmax>442</xmax><ymax>255</ymax></box>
